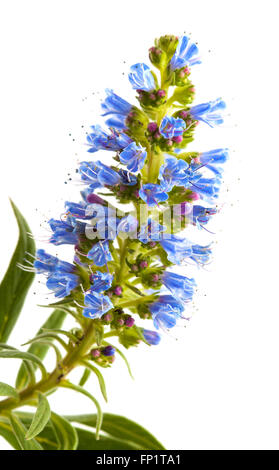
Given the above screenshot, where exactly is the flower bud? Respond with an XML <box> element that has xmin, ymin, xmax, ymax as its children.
<box><xmin>147</xmin><ymin>122</ymin><xmax>158</xmax><ymax>133</ymax></box>
<box><xmin>173</xmin><ymin>135</ymin><xmax>183</xmax><ymax>143</ymax></box>
<box><xmin>139</xmin><ymin>260</ymin><xmax>148</xmax><ymax>269</ymax></box>
<box><xmin>103</xmin><ymin>313</ymin><xmax>112</xmax><ymax>322</ymax></box>
<box><xmin>114</xmin><ymin>285</ymin><xmax>122</xmax><ymax>296</ymax></box>
<box><xmin>91</xmin><ymin>349</ymin><xmax>101</xmax><ymax>358</ymax></box>
<box><xmin>157</xmin><ymin>89</ymin><xmax>166</xmax><ymax>98</ymax></box>
<box><xmin>131</xmin><ymin>264</ymin><xmax>139</xmax><ymax>272</ymax></box>
<box><xmin>102</xmin><ymin>345</ymin><xmax>116</xmax><ymax>356</ymax></box>
<box><xmin>86</xmin><ymin>193</ymin><xmax>105</xmax><ymax>205</ymax></box>
<box><xmin>125</xmin><ymin>316</ymin><xmax>135</xmax><ymax>327</ymax></box>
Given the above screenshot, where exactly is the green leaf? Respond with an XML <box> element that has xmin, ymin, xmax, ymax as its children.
<box><xmin>0</xmin><ymin>350</ymin><xmax>48</xmax><ymax>379</ymax></box>
<box><xmin>0</xmin><ymin>344</ymin><xmax>36</xmax><ymax>385</ymax></box>
<box><xmin>78</xmin><ymin>368</ymin><xmax>91</xmax><ymax>387</ymax></box>
<box><xmin>75</xmin><ymin>427</ymin><xmax>139</xmax><ymax>450</ymax></box>
<box><xmin>25</xmin><ymin>393</ymin><xmax>51</xmax><ymax>440</ymax></box>
<box><xmin>80</xmin><ymin>361</ymin><xmax>108</xmax><ymax>402</ymax></box>
<box><xmin>50</xmin><ymin>412</ymin><xmax>78</xmax><ymax>450</ymax></box>
<box><xmin>66</xmin><ymin>413</ymin><xmax>165</xmax><ymax>450</ymax></box>
<box><xmin>0</xmin><ymin>381</ymin><xmax>19</xmax><ymax>400</ymax></box>
<box><xmin>0</xmin><ymin>200</ymin><xmax>36</xmax><ymax>343</ymax></box>
<box><xmin>16</xmin><ymin>309</ymin><xmax>66</xmax><ymax>389</ymax></box>
<box><xmin>60</xmin><ymin>381</ymin><xmax>103</xmax><ymax>440</ymax></box>
<box><xmin>9</xmin><ymin>413</ymin><xmax>43</xmax><ymax>450</ymax></box>
<box><xmin>22</xmin><ymin>332</ymin><xmax>68</xmax><ymax>351</ymax></box>
<box><xmin>0</xmin><ymin>420</ymin><xmax>21</xmax><ymax>450</ymax></box>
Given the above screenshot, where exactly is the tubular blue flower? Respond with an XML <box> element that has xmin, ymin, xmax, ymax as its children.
<box><xmin>118</xmin><ymin>169</ymin><xmax>138</xmax><ymax>186</ymax></box>
<box><xmin>83</xmin><ymin>292</ymin><xmax>113</xmax><ymax>319</ymax></box>
<box><xmin>159</xmin><ymin>116</ymin><xmax>186</xmax><ymax>139</ymax></box>
<box><xmin>160</xmin><ymin>235</ymin><xmax>193</xmax><ymax>264</ymax></box>
<box><xmin>196</xmin><ymin>148</ymin><xmax>228</xmax><ymax>177</ymax></box>
<box><xmin>33</xmin><ymin>249</ymin><xmax>59</xmax><ymax>275</ymax></box>
<box><xmin>119</xmin><ymin>142</ymin><xmax>147</xmax><ymax>172</ymax></box>
<box><xmin>139</xmin><ymin>184</ymin><xmax>168</xmax><ymax>207</ymax></box>
<box><xmin>170</xmin><ymin>35</ymin><xmax>201</xmax><ymax>70</ymax></box>
<box><xmin>101</xmin><ymin>88</ymin><xmax>132</xmax><ymax>117</ymax></box>
<box><xmin>189</xmin><ymin>176</ymin><xmax>221</xmax><ymax>203</ymax></box>
<box><xmin>149</xmin><ymin>295</ymin><xmax>185</xmax><ymax>330</ymax></box>
<box><xmin>128</xmin><ymin>63</ymin><xmax>156</xmax><ymax>91</ymax></box>
<box><xmin>190</xmin><ymin>244</ymin><xmax>212</xmax><ymax>265</ymax></box>
<box><xmin>79</xmin><ymin>161</ymin><xmax>121</xmax><ymax>188</ymax></box>
<box><xmin>64</xmin><ymin>201</ymin><xmax>95</xmax><ymax>220</ymax></box>
<box><xmin>48</xmin><ymin>218</ymin><xmax>85</xmax><ymax>245</ymax></box>
<box><xmin>161</xmin><ymin>271</ymin><xmax>196</xmax><ymax>303</ymax></box>
<box><xmin>117</xmin><ymin>215</ymin><xmax>138</xmax><ymax>235</ymax></box>
<box><xmin>190</xmin><ymin>98</ymin><xmax>226</xmax><ymax>127</ymax></box>
<box><xmin>87</xmin><ymin>241</ymin><xmax>113</xmax><ymax>266</ymax></box>
<box><xmin>192</xmin><ymin>205</ymin><xmax>217</xmax><ymax>229</ymax></box>
<box><xmin>90</xmin><ymin>271</ymin><xmax>113</xmax><ymax>293</ymax></box>
<box><xmin>159</xmin><ymin>155</ymin><xmax>191</xmax><ymax>191</ymax></box>
<box><xmin>46</xmin><ymin>272</ymin><xmax>79</xmax><ymax>298</ymax></box>
<box><xmin>86</xmin><ymin>125</ymin><xmax>132</xmax><ymax>153</ymax></box>
<box><xmin>138</xmin><ymin>218</ymin><xmax>166</xmax><ymax>243</ymax></box>
<box><xmin>142</xmin><ymin>329</ymin><xmax>161</xmax><ymax>345</ymax></box>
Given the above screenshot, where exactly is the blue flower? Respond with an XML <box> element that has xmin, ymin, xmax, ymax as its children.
<box><xmin>48</xmin><ymin>218</ymin><xmax>85</xmax><ymax>245</ymax></box>
<box><xmin>117</xmin><ymin>215</ymin><xmax>138</xmax><ymax>235</ymax></box>
<box><xmin>83</xmin><ymin>292</ymin><xmax>113</xmax><ymax>319</ymax></box>
<box><xmin>87</xmin><ymin>241</ymin><xmax>113</xmax><ymax>266</ymax></box>
<box><xmin>90</xmin><ymin>271</ymin><xmax>113</xmax><ymax>293</ymax></box>
<box><xmin>159</xmin><ymin>116</ymin><xmax>186</xmax><ymax>139</ymax></box>
<box><xmin>190</xmin><ymin>244</ymin><xmax>212</xmax><ymax>265</ymax></box>
<box><xmin>170</xmin><ymin>35</ymin><xmax>201</xmax><ymax>70</ymax></box>
<box><xmin>118</xmin><ymin>169</ymin><xmax>138</xmax><ymax>186</ymax></box>
<box><xmin>160</xmin><ymin>235</ymin><xmax>192</xmax><ymax>264</ymax></box>
<box><xmin>142</xmin><ymin>329</ymin><xmax>161</xmax><ymax>345</ymax></box>
<box><xmin>138</xmin><ymin>218</ymin><xmax>166</xmax><ymax>243</ymax></box>
<box><xmin>46</xmin><ymin>272</ymin><xmax>79</xmax><ymax>298</ymax></box>
<box><xmin>79</xmin><ymin>161</ymin><xmax>120</xmax><ymax>188</ymax></box>
<box><xmin>128</xmin><ymin>63</ymin><xmax>156</xmax><ymax>91</ymax></box>
<box><xmin>101</xmin><ymin>89</ymin><xmax>132</xmax><ymax>130</ymax></box>
<box><xmin>189</xmin><ymin>176</ymin><xmax>221</xmax><ymax>203</ymax></box>
<box><xmin>34</xmin><ymin>249</ymin><xmax>59</xmax><ymax>275</ymax></box>
<box><xmin>190</xmin><ymin>98</ymin><xmax>226</xmax><ymax>127</ymax></box>
<box><xmin>159</xmin><ymin>155</ymin><xmax>191</xmax><ymax>191</ymax></box>
<box><xmin>120</xmin><ymin>142</ymin><xmax>147</xmax><ymax>172</ymax></box>
<box><xmin>161</xmin><ymin>271</ymin><xmax>196</xmax><ymax>303</ymax></box>
<box><xmin>86</xmin><ymin>125</ymin><xmax>132</xmax><ymax>153</ymax></box>
<box><xmin>149</xmin><ymin>295</ymin><xmax>185</xmax><ymax>330</ymax></box>
<box><xmin>197</xmin><ymin>148</ymin><xmax>228</xmax><ymax>177</ymax></box>
<box><xmin>139</xmin><ymin>184</ymin><xmax>168</xmax><ymax>207</ymax></box>
<box><xmin>192</xmin><ymin>205</ymin><xmax>217</xmax><ymax>229</ymax></box>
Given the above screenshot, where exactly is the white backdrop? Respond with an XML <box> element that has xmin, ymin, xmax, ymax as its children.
<box><xmin>0</xmin><ymin>0</ymin><xmax>279</xmax><ymax>450</ymax></box>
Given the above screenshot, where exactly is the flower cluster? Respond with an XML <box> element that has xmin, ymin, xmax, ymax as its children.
<box><xmin>34</xmin><ymin>34</ymin><xmax>227</xmax><ymax>364</ymax></box>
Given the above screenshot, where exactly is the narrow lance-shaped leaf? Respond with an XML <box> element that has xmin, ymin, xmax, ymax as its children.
<box><xmin>0</xmin><ymin>200</ymin><xmax>36</xmax><ymax>343</ymax></box>
<box><xmin>0</xmin><ymin>382</ymin><xmax>19</xmax><ymax>400</ymax></box>
<box><xmin>80</xmin><ymin>360</ymin><xmax>108</xmax><ymax>402</ymax></box>
<box><xmin>16</xmin><ymin>309</ymin><xmax>66</xmax><ymax>390</ymax></box>
<box><xmin>59</xmin><ymin>381</ymin><xmax>103</xmax><ymax>440</ymax></box>
<box><xmin>50</xmin><ymin>412</ymin><xmax>78</xmax><ymax>450</ymax></box>
<box><xmin>25</xmin><ymin>393</ymin><xmax>51</xmax><ymax>440</ymax></box>
<box><xmin>65</xmin><ymin>413</ymin><xmax>165</xmax><ymax>450</ymax></box>
<box><xmin>9</xmin><ymin>413</ymin><xmax>43</xmax><ymax>450</ymax></box>
<box><xmin>0</xmin><ymin>350</ymin><xmax>48</xmax><ymax>379</ymax></box>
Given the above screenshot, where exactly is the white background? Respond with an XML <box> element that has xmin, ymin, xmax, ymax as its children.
<box><xmin>0</xmin><ymin>0</ymin><xmax>279</xmax><ymax>450</ymax></box>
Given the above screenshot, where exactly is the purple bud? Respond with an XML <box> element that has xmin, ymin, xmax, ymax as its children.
<box><xmin>117</xmin><ymin>318</ymin><xmax>125</xmax><ymax>326</ymax></box>
<box><xmin>131</xmin><ymin>264</ymin><xmax>139</xmax><ymax>272</ymax></box>
<box><xmin>125</xmin><ymin>317</ymin><xmax>135</xmax><ymax>327</ymax></box>
<box><xmin>188</xmin><ymin>191</ymin><xmax>200</xmax><ymax>201</ymax></box>
<box><xmin>157</xmin><ymin>89</ymin><xmax>166</xmax><ymax>98</ymax></box>
<box><xmin>166</xmin><ymin>139</ymin><xmax>173</xmax><ymax>147</ymax></box>
<box><xmin>140</xmin><ymin>260</ymin><xmax>148</xmax><ymax>269</ymax></box>
<box><xmin>114</xmin><ymin>285</ymin><xmax>122</xmax><ymax>296</ymax></box>
<box><xmin>172</xmin><ymin>135</ymin><xmax>183</xmax><ymax>143</ymax></box>
<box><xmin>180</xmin><ymin>110</ymin><xmax>188</xmax><ymax>119</ymax></box>
<box><xmin>91</xmin><ymin>349</ymin><xmax>100</xmax><ymax>358</ymax></box>
<box><xmin>149</xmin><ymin>93</ymin><xmax>156</xmax><ymax>101</ymax></box>
<box><xmin>86</xmin><ymin>193</ymin><xmax>105</xmax><ymax>205</ymax></box>
<box><xmin>102</xmin><ymin>345</ymin><xmax>116</xmax><ymax>357</ymax></box>
<box><xmin>154</xmin><ymin>131</ymin><xmax>161</xmax><ymax>140</ymax></box>
<box><xmin>147</xmin><ymin>122</ymin><xmax>158</xmax><ymax>133</ymax></box>
<box><xmin>152</xmin><ymin>274</ymin><xmax>160</xmax><ymax>282</ymax></box>
<box><xmin>148</xmin><ymin>241</ymin><xmax>157</xmax><ymax>248</ymax></box>
<box><xmin>103</xmin><ymin>313</ymin><xmax>112</xmax><ymax>322</ymax></box>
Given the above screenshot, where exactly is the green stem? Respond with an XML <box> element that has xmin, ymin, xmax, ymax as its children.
<box><xmin>0</xmin><ymin>321</ymin><xmax>97</xmax><ymax>415</ymax></box>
